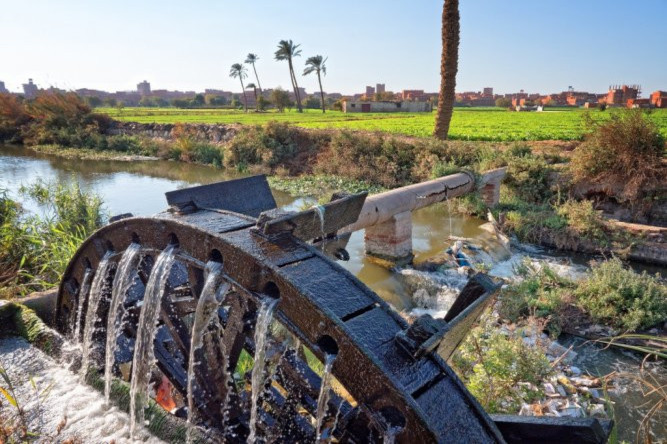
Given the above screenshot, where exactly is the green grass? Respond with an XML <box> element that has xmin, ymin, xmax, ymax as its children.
<box><xmin>99</xmin><ymin>107</ymin><xmax>667</xmax><ymax>141</ymax></box>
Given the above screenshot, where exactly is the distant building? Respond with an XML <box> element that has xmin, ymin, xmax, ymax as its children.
<box><xmin>650</xmin><ymin>90</ymin><xmax>667</xmax><ymax>108</ymax></box>
<box><xmin>137</xmin><ymin>80</ymin><xmax>151</xmax><ymax>96</ymax></box>
<box><xmin>627</xmin><ymin>98</ymin><xmax>652</xmax><ymax>109</ymax></box>
<box><xmin>343</xmin><ymin>100</ymin><xmax>432</xmax><ymax>113</ymax></box>
<box><xmin>376</xmin><ymin>83</ymin><xmax>386</xmax><ymax>94</ymax></box>
<box><xmin>402</xmin><ymin>89</ymin><xmax>427</xmax><ymax>101</ymax></box>
<box><xmin>365</xmin><ymin>85</ymin><xmax>375</xmax><ymax>96</ymax></box>
<box><xmin>483</xmin><ymin>87</ymin><xmax>493</xmax><ymax>97</ymax></box>
<box><xmin>0</xmin><ymin>81</ymin><xmax>7</xmax><ymax>94</ymax></box>
<box><xmin>606</xmin><ymin>84</ymin><xmax>639</xmax><ymax>106</ymax></box>
<box><xmin>23</xmin><ymin>79</ymin><xmax>39</xmax><ymax>98</ymax></box>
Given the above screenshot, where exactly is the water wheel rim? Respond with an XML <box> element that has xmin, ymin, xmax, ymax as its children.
<box><xmin>56</xmin><ymin>212</ymin><xmax>503</xmax><ymax>443</ymax></box>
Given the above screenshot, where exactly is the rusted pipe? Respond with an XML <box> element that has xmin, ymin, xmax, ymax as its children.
<box><xmin>341</xmin><ymin>171</ymin><xmax>475</xmax><ymax>233</ymax></box>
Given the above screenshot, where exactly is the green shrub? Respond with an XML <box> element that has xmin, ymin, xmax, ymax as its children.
<box><xmin>1</xmin><ymin>181</ymin><xmax>106</xmax><ymax>297</ymax></box>
<box><xmin>191</xmin><ymin>143</ymin><xmax>224</xmax><ymax>167</ymax></box>
<box><xmin>571</xmin><ymin>110</ymin><xmax>665</xmax><ymax>205</ymax></box>
<box><xmin>452</xmin><ymin>321</ymin><xmax>552</xmax><ymax>413</ymax></box>
<box><xmin>499</xmin><ymin>260</ymin><xmax>574</xmax><ymax>335</ymax></box>
<box><xmin>503</xmin><ymin>155</ymin><xmax>554</xmax><ymax>204</ymax></box>
<box><xmin>575</xmin><ymin>258</ymin><xmax>667</xmax><ymax>331</ymax></box>
<box><xmin>225</xmin><ymin>121</ymin><xmax>315</xmax><ymax>172</ymax></box>
<box><xmin>556</xmin><ymin>200</ymin><xmax>608</xmax><ymax>243</ymax></box>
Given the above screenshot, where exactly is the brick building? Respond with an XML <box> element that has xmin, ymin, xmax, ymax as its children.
<box><xmin>606</xmin><ymin>85</ymin><xmax>639</xmax><ymax>106</ymax></box>
<box><xmin>650</xmin><ymin>90</ymin><xmax>667</xmax><ymax>108</ymax></box>
<box><xmin>376</xmin><ymin>83</ymin><xmax>386</xmax><ymax>94</ymax></box>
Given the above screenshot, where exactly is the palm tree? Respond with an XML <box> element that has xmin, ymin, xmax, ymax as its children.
<box><xmin>303</xmin><ymin>55</ymin><xmax>328</xmax><ymax>113</ymax></box>
<box><xmin>245</xmin><ymin>53</ymin><xmax>263</xmax><ymax>94</ymax></box>
<box><xmin>275</xmin><ymin>39</ymin><xmax>303</xmax><ymax>113</ymax></box>
<box><xmin>246</xmin><ymin>82</ymin><xmax>258</xmax><ymax>111</ymax></box>
<box><xmin>229</xmin><ymin>63</ymin><xmax>248</xmax><ymax>113</ymax></box>
<box><xmin>434</xmin><ymin>0</ymin><xmax>460</xmax><ymax>140</ymax></box>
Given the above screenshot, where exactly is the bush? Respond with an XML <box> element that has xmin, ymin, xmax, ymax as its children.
<box><xmin>575</xmin><ymin>258</ymin><xmax>667</xmax><ymax>331</ymax></box>
<box><xmin>556</xmin><ymin>200</ymin><xmax>608</xmax><ymax>243</ymax></box>
<box><xmin>452</xmin><ymin>321</ymin><xmax>552</xmax><ymax>413</ymax></box>
<box><xmin>503</xmin><ymin>151</ymin><xmax>554</xmax><ymax>204</ymax></box>
<box><xmin>1</xmin><ymin>182</ymin><xmax>106</xmax><ymax>297</ymax></box>
<box><xmin>225</xmin><ymin>121</ymin><xmax>320</xmax><ymax>173</ymax></box>
<box><xmin>498</xmin><ymin>260</ymin><xmax>574</xmax><ymax>335</ymax></box>
<box><xmin>571</xmin><ymin>110</ymin><xmax>665</xmax><ymax>206</ymax></box>
<box><xmin>0</xmin><ymin>94</ymin><xmax>31</xmax><ymax>143</ymax></box>
<box><xmin>20</xmin><ymin>92</ymin><xmax>110</xmax><ymax>149</ymax></box>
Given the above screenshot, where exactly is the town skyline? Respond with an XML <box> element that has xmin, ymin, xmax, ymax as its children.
<box><xmin>1</xmin><ymin>0</ymin><xmax>666</xmax><ymax>96</ymax></box>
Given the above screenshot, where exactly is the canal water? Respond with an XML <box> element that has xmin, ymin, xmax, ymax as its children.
<box><xmin>1</xmin><ymin>144</ymin><xmax>664</xmax><ymax>441</ymax></box>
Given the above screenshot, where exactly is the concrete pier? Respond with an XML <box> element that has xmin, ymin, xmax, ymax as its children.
<box><xmin>341</xmin><ymin>168</ymin><xmax>506</xmax><ymax>263</ymax></box>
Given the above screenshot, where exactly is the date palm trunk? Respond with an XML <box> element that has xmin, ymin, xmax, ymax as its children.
<box><xmin>251</xmin><ymin>64</ymin><xmax>262</xmax><ymax>94</ymax></box>
<box><xmin>288</xmin><ymin>59</ymin><xmax>303</xmax><ymax>112</ymax></box>
<box><xmin>317</xmin><ymin>71</ymin><xmax>326</xmax><ymax>113</ymax></box>
<box><xmin>434</xmin><ymin>0</ymin><xmax>460</xmax><ymax>140</ymax></box>
<box><xmin>239</xmin><ymin>78</ymin><xmax>248</xmax><ymax>113</ymax></box>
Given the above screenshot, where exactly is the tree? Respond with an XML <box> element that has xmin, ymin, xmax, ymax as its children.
<box><xmin>495</xmin><ymin>97</ymin><xmax>511</xmax><ymax>108</ymax></box>
<box><xmin>245</xmin><ymin>53</ymin><xmax>262</xmax><ymax>95</ymax></box>
<box><xmin>84</xmin><ymin>96</ymin><xmax>102</xmax><ymax>108</ymax></box>
<box><xmin>246</xmin><ymin>83</ymin><xmax>258</xmax><ymax>111</ymax></box>
<box><xmin>257</xmin><ymin>95</ymin><xmax>268</xmax><ymax>111</ymax></box>
<box><xmin>270</xmin><ymin>88</ymin><xmax>290</xmax><ymax>112</ymax></box>
<box><xmin>303</xmin><ymin>55</ymin><xmax>327</xmax><ymax>113</ymax></box>
<box><xmin>229</xmin><ymin>63</ymin><xmax>248</xmax><ymax>113</ymax></box>
<box><xmin>193</xmin><ymin>94</ymin><xmax>205</xmax><ymax>106</ymax></box>
<box><xmin>275</xmin><ymin>40</ymin><xmax>303</xmax><ymax>112</ymax></box>
<box><xmin>434</xmin><ymin>0</ymin><xmax>460</xmax><ymax>140</ymax></box>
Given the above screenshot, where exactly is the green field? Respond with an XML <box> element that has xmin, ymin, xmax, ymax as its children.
<box><xmin>100</xmin><ymin>107</ymin><xmax>667</xmax><ymax>142</ymax></box>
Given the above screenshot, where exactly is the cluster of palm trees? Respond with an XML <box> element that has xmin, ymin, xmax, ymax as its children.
<box><xmin>231</xmin><ymin>0</ymin><xmax>459</xmax><ymax>139</ymax></box>
<box><xmin>229</xmin><ymin>39</ymin><xmax>327</xmax><ymax>114</ymax></box>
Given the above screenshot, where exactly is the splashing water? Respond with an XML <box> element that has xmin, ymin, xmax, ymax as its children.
<box><xmin>313</xmin><ymin>204</ymin><xmax>326</xmax><ymax>239</ymax></box>
<box><xmin>74</xmin><ymin>267</ymin><xmax>93</xmax><ymax>341</ymax></box>
<box><xmin>330</xmin><ymin>398</ymin><xmax>344</xmax><ymax>441</ymax></box>
<box><xmin>104</xmin><ymin>243</ymin><xmax>142</xmax><ymax>402</ymax></box>
<box><xmin>315</xmin><ymin>353</ymin><xmax>336</xmax><ymax>441</ymax></box>
<box><xmin>446</xmin><ymin>198</ymin><xmax>453</xmax><ymax>235</ymax></box>
<box><xmin>80</xmin><ymin>251</ymin><xmax>113</xmax><ymax>381</ymax></box>
<box><xmin>186</xmin><ymin>261</ymin><xmax>229</xmax><ymax>444</ymax></box>
<box><xmin>129</xmin><ymin>245</ymin><xmax>176</xmax><ymax>438</ymax></box>
<box><xmin>247</xmin><ymin>297</ymin><xmax>279</xmax><ymax>443</ymax></box>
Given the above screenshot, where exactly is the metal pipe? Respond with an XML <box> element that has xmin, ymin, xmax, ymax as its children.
<box><xmin>341</xmin><ymin>171</ymin><xmax>475</xmax><ymax>233</ymax></box>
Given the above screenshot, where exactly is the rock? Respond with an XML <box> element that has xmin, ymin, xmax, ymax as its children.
<box><xmin>519</xmin><ymin>403</ymin><xmax>533</xmax><ymax>416</ymax></box>
<box><xmin>557</xmin><ymin>375</ymin><xmax>577</xmax><ymax>394</ymax></box>
<box><xmin>571</xmin><ymin>377</ymin><xmax>599</xmax><ymax>387</ymax></box>
<box><xmin>569</xmin><ymin>366</ymin><xmax>581</xmax><ymax>376</ymax></box>
<box><xmin>589</xmin><ymin>404</ymin><xmax>607</xmax><ymax>418</ymax></box>
<box><xmin>556</xmin><ymin>385</ymin><xmax>567</xmax><ymax>397</ymax></box>
<box><xmin>544</xmin><ymin>382</ymin><xmax>556</xmax><ymax>396</ymax></box>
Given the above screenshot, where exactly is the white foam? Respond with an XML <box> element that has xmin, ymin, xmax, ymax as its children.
<box><xmin>0</xmin><ymin>337</ymin><xmax>164</xmax><ymax>444</ymax></box>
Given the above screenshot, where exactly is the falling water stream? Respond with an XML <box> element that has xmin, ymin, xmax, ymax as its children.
<box><xmin>73</xmin><ymin>267</ymin><xmax>93</xmax><ymax>341</ymax></box>
<box><xmin>103</xmin><ymin>242</ymin><xmax>141</xmax><ymax>402</ymax></box>
<box><xmin>247</xmin><ymin>297</ymin><xmax>279</xmax><ymax>443</ymax></box>
<box><xmin>80</xmin><ymin>251</ymin><xmax>113</xmax><ymax>381</ymax></box>
<box><xmin>186</xmin><ymin>261</ymin><xmax>228</xmax><ymax>444</ymax></box>
<box><xmin>315</xmin><ymin>353</ymin><xmax>336</xmax><ymax>442</ymax></box>
<box><xmin>129</xmin><ymin>245</ymin><xmax>176</xmax><ymax>438</ymax></box>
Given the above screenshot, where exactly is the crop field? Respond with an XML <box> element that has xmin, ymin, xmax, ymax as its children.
<box><xmin>100</xmin><ymin>107</ymin><xmax>667</xmax><ymax>142</ymax></box>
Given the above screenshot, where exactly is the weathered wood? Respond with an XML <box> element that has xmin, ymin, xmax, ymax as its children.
<box><xmin>260</xmin><ymin>192</ymin><xmax>367</xmax><ymax>241</ymax></box>
<box><xmin>165</xmin><ymin>175</ymin><xmax>276</xmax><ymax>217</ymax></box>
<box><xmin>491</xmin><ymin>414</ymin><xmax>613</xmax><ymax>444</ymax></box>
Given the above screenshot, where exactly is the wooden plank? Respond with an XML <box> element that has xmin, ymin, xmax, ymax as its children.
<box><xmin>491</xmin><ymin>415</ymin><xmax>613</xmax><ymax>444</ymax></box>
<box><xmin>165</xmin><ymin>175</ymin><xmax>276</xmax><ymax>217</ymax></box>
<box><xmin>261</xmin><ymin>192</ymin><xmax>367</xmax><ymax>240</ymax></box>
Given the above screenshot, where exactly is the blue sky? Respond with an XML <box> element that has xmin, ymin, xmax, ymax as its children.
<box><xmin>1</xmin><ymin>0</ymin><xmax>666</xmax><ymax>95</ymax></box>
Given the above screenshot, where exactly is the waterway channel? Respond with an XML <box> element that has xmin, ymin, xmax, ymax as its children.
<box><xmin>1</xmin><ymin>144</ymin><xmax>664</xmax><ymax>442</ymax></box>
